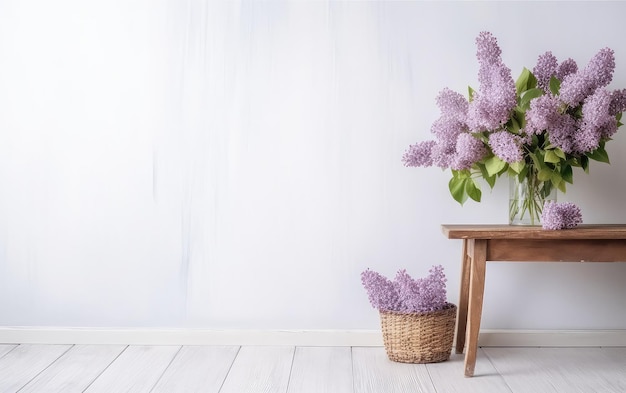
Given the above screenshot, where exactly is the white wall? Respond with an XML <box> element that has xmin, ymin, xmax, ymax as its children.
<box><xmin>1</xmin><ymin>0</ymin><xmax>626</xmax><ymax>331</ymax></box>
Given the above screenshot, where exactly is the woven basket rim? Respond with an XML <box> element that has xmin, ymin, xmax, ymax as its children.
<box><xmin>378</xmin><ymin>302</ymin><xmax>457</xmax><ymax>317</ymax></box>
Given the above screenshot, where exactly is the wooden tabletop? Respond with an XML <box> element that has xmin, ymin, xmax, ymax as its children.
<box><xmin>441</xmin><ymin>224</ymin><xmax>626</xmax><ymax>240</ymax></box>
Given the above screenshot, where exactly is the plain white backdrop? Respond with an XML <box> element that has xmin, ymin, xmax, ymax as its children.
<box><xmin>1</xmin><ymin>1</ymin><xmax>626</xmax><ymax>332</ymax></box>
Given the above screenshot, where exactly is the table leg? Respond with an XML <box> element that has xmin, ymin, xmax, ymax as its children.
<box><xmin>456</xmin><ymin>239</ymin><xmax>470</xmax><ymax>354</ymax></box>
<box><xmin>464</xmin><ymin>239</ymin><xmax>487</xmax><ymax>377</ymax></box>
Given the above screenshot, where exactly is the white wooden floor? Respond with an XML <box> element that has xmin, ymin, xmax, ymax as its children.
<box><xmin>1</xmin><ymin>344</ymin><xmax>625</xmax><ymax>393</ymax></box>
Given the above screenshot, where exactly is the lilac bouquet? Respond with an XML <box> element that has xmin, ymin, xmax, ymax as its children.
<box><xmin>403</xmin><ymin>32</ymin><xmax>626</xmax><ymax>222</ymax></box>
<box><xmin>541</xmin><ymin>201</ymin><xmax>583</xmax><ymax>230</ymax></box>
<box><xmin>361</xmin><ymin>265</ymin><xmax>449</xmax><ymax>313</ymax></box>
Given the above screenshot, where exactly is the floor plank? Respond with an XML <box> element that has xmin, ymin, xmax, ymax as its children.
<box><xmin>286</xmin><ymin>346</ymin><xmax>353</xmax><ymax>393</ymax></box>
<box><xmin>598</xmin><ymin>346</ymin><xmax>626</xmax><ymax>390</ymax></box>
<box><xmin>218</xmin><ymin>346</ymin><xmax>294</xmax><ymax>393</ymax></box>
<box><xmin>425</xmin><ymin>349</ymin><xmax>513</xmax><ymax>393</ymax></box>
<box><xmin>151</xmin><ymin>345</ymin><xmax>239</xmax><ymax>393</ymax></box>
<box><xmin>352</xmin><ymin>347</ymin><xmax>436</xmax><ymax>393</ymax></box>
<box><xmin>18</xmin><ymin>345</ymin><xmax>126</xmax><ymax>393</ymax></box>
<box><xmin>0</xmin><ymin>345</ymin><xmax>17</xmax><ymax>359</ymax></box>
<box><xmin>484</xmin><ymin>347</ymin><xmax>626</xmax><ymax>393</ymax></box>
<box><xmin>0</xmin><ymin>343</ymin><xmax>623</xmax><ymax>392</ymax></box>
<box><xmin>0</xmin><ymin>344</ymin><xmax>72</xmax><ymax>393</ymax></box>
<box><xmin>83</xmin><ymin>345</ymin><xmax>180</xmax><ymax>393</ymax></box>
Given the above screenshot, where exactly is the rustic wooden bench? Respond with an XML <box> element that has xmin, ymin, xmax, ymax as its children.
<box><xmin>442</xmin><ymin>224</ymin><xmax>626</xmax><ymax>377</ymax></box>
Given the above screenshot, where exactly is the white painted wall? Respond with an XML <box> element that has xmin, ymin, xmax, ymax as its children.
<box><xmin>1</xmin><ymin>1</ymin><xmax>626</xmax><ymax>331</ymax></box>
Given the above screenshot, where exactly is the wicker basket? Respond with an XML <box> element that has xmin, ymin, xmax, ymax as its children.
<box><xmin>379</xmin><ymin>303</ymin><xmax>457</xmax><ymax>364</ymax></box>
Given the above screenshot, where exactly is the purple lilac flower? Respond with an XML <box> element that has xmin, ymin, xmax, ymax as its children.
<box><xmin>559</xmin><ymin>48</ymin><xmax>615</xmax><ymax>107</ymax></box>
<box><xmin>430</xmin><ymin>141</ymin><xmax>457</xmax><ymax>169</ymax></box>
<box><xmin>582</xmin><ymin>88</ymin><xmax>612</xmax><ymax>129</ymax></box>
<box><xmin>559</xmin><ymin>72</ymin><xmax>593</xmax><ymax>107</ymax></box>
<box><xmin>402</xmin><ymin>140</ymin><xmax>436</xmax><ymax>167</ymax></box>
<box><xmin>488</xmin><ymin>131</ymin><xmax>524</xmax><ymax>163</ymax></box>
<box><xmin>573</xmin><ymin>120</ymin><xmax>602</xmax><ymax>153</ymax></box>
<box><xmin>546</xmin><ymin>114</ymin><xmax>577</xmax><ymax>154</ymax></box>
<box><xmin>452</xmin><ymin>133</ymin><xmax>487</xmax><ymax>170</ymax></box>
<box><xmin>556</xmin><ymin>58</ymin><xmax>578</xmax><ymax>81</ymax></box>
<box><xmin>361</xmin><ymin>269</ymin><xmax>401</xmax><ymax>312</ymax></box>
<box><xmin>394</xmin><ymin>269</ymin><xmax>419</xmax><ymax>313</ymax></box>
<box><xmin>524</xmin><ymin>95</ymin><xmax>560</xmax><ymax>135</ymax></box>
<box><xmin>430</xmin><ymin>117</ymin><xmax>465</xmax><ymax>141</ymax></box>
<box><xmin>418</xmin><ymin>265</ymin><xmax>448</xmax><ymax>312</ymax></box>
<box><xmin>362</xmin><ymin>266</ymin><xmax>448</xmax><ymax>313</ymax></box>
<box><xmin>407</xmin><ymin>89</ymin><xmax>471</xmax><ymax>170</ymax></box>
<box><xmin>541</xmin><ymin>201</ymin><xmax>583</xmax><ymax>230</ymax></box>
<box><xmin>394</xmin><ymin>266</ymin><xmax>447</xmax><ymax>313</ymax></box>
<box><xmin>467</xmin><ymin>32</ymin><xmax>517</xmax><ymax>131</ymax></box>
<box><xmin>609</xmin><ymin>88</ymin><xmax>626</xmax><ymax>116</ymax></box>
<box><xmin>598</xmin><ymin>118</ymin><xmax>618</xmax><ymax>139</ymax></box>
<box><xmin>585</xmin><ymin>48</ymin><xmax>615</xmax><ymax>89</ymax></box>
<box><xmin>533</xmin><ymin>51</ymin><xmax>558</xmax><ymax>91</ymax></box>
<box><xmin>467</xmin><ymin>67</ymin><xmax>517</xmax><ymax>131</ymax></box>
<box><xmin>428</xmin><ymin>116</ymin><xmax>467</xmax><ymax>169</ymax></box>
<box><xmin>436</xmin><ymin>88</ymin><xmax>469</xmax><ymax>123</ymax></box>
<box><xmin>475</xmin><ymin>31</ymin><xmax>501</xmax><ymax>66</ymax></box>
<box><xmin>573</xmin><ymin>89</ymin><xmax>617</xmax><ymax>151</ymax></box>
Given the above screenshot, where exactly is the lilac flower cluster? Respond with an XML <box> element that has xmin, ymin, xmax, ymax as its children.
<box><xmin>402</xmin><ymin>32</ymin><xmax>517</xmax><ymax>170</ymax></box>
<box><xmin>533</xmin><ymin>51</ymin><xmax>579</xmax><ymax>93</ymax></box>
<box><xmin>402</xmin><ymin>140</ymin><xmax>435</xmax><ymax>167</ymax></box>
<box><xmin>454</xmin><ymin>133</ymin><xmax>488</xmax><ymax>170</ymax></box>
<box><xmin>559</xmin><ymin>48</ymin><xmax>615</xmax><ymax>107</ymax></box>
<box><xmin>467</xmin><ymin>32</ymin><xmax>517</xmax><ymax>132</ymax></box>
<box><xmin>532</xmin><ymin>51</ymin><xmax>558</xmax><ymax>92</ymax></box>
<box><xmin>402</xmin><ymin>31</ymin><xmax>626</xmax><ymax>206</ymax></box>
<box><xmin>529</xmin><ymin>48</ymin><xmax>626</xmax><ymax>154</ymax></box>
<box><xmin>541</xmin><ymin>201</ymin><xmax>583</xmax><ymax>230</ymax></box>
<box><xmin>361</xmin><ymin>265</ymin><xmax>448</xmax><ymax>313</ymax></box>
<box><xmin>360</xmin><ymin>269</ymin><xmax>402</xmax><ymax>311</ymax></box>
<box><xmin>488</xmin><ymin>131</ymin><xmax>523</xmax><ymax>163</ymax></box>
<box><xmin>556</xmin><ymin>58</ymin><xmax>578</xmax><ymax>81</ymax></box>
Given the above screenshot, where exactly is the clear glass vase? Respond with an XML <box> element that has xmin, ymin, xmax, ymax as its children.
<box><xmin>509</xmin><ymin>174</ymin><xmax>556</xmax><ymax>226</ymax></box>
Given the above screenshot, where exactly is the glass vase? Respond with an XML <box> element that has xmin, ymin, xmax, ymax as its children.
<box><xmin>509</xmin><ymin>174</ymin><xmax>556</xmax><ymax>226</ymax></box>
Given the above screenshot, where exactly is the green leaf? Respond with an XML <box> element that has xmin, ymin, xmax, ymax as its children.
<box><xmin>485</xmin><ymin>156</ymin><xmax>506</xmax><ymax>177</ymax></box>
<box><xmin>554</xmin><ymin>148</ymin><xmax>566</xmax><ymax>160</ymax></box>
<box><xmin>537</xmin><ymin>168</ymin><xmax>552</xmax><ymax>182</ymax></box>
<box><xmin>449</xmin><ymin>176</ymin><xmax>468</xmax><ymax>205</ymax></box>
<box><xmin>517</xmin><ymin>165</ymin><xmax>529</xmax><ymax>181</ymax></box>
<box><xmin>527</xmin><ymin>70</ymin><xmax>538</xmax><ymax>90</ymax></box>
<box><xmin>544</xmin><ymin>150</ymin><xmax>561</xmax><ymax>164</ymax></box>
<box><xmin>549</xmin><ymin>76</ymin><xmax>561</xmax><ymax>95</ymax></box>
<box><xmin>465</xmin><ymin>179</ymin><xmax>482</xmax><ymax>202</ymax></box>
<box><xmin>514</xmin><ymin>108</ymin><xmax>527</xmax><ymax>129</ymax></box>
<box><xmin>581</xmin><ymin>155</ymin><xmax>590</xmax><ymax>173</ymax></box>
<box><xmin>478</xmin><ymin>164</ymin><xmax>496</xmax><ymax>188</ymax></box>
<box><xmin>515</xmin><ymin>67</ymin><xmax>538</xmax><ymax>94</ymax></box>
<box><xmin>468</xmin><ymin>86</ymin><xmax>475</xmax><ymax>102</ymax></box>
<box><xmin>507</xmin><ymin>116</ymin><xmax>521</xmax><ymax>133</ymax></box>
<box><xmin>519</xmin><ymin>88</ymin><xmax>544</xmax><ymax>110</ymax></box>
<box><xmin>550</xmin><ymin>171</ymin><xmax>563</xmax><ymax>187</ymax></box>
<box><xmin>515</xmin><ymin>68</ymin><xmax>531</xmax><ymax>95</ymax></box>
<box><xmin>484</xmin><ymin>174</ymin><xmax>496</xmax><ymax>188</ymax></box>
<box><xmin>528</xmin><ymin>152</ymin><xmax>542</xmax><ymax>168</ymax></box>
<box><xmin>509</xmin><ymin>161</ymin><xmax>525</xmax><ymax>174</ymax></box>
<box><xmin>561</xmin><ymin>165</ymin><xmax>573</xmax><ymax>184</ymax></box>
<box><xmin>587</xmin><ymin>146</ymin><xmax>610</xmax><ymax>164</ymax></box>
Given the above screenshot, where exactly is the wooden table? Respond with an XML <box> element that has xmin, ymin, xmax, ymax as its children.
<box><xmin>441</xmin><ymin>224</ymin><xmax>626</xmax><ymax>377</ymax></box>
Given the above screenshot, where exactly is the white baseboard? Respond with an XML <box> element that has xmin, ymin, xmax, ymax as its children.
<box><xmin>0</xmin><ymin>327</ymin><xmax>384</xmax><ymax>346</ymax></box>
<box><xmin>477</xmin><ymin>329</ymin><xmax>626</xmax><ymax>347</ymax></box>
<box><xmin>1</xmin><ymin>327</ymin><xmax>626</xmax><ymax>347</ymax></box>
